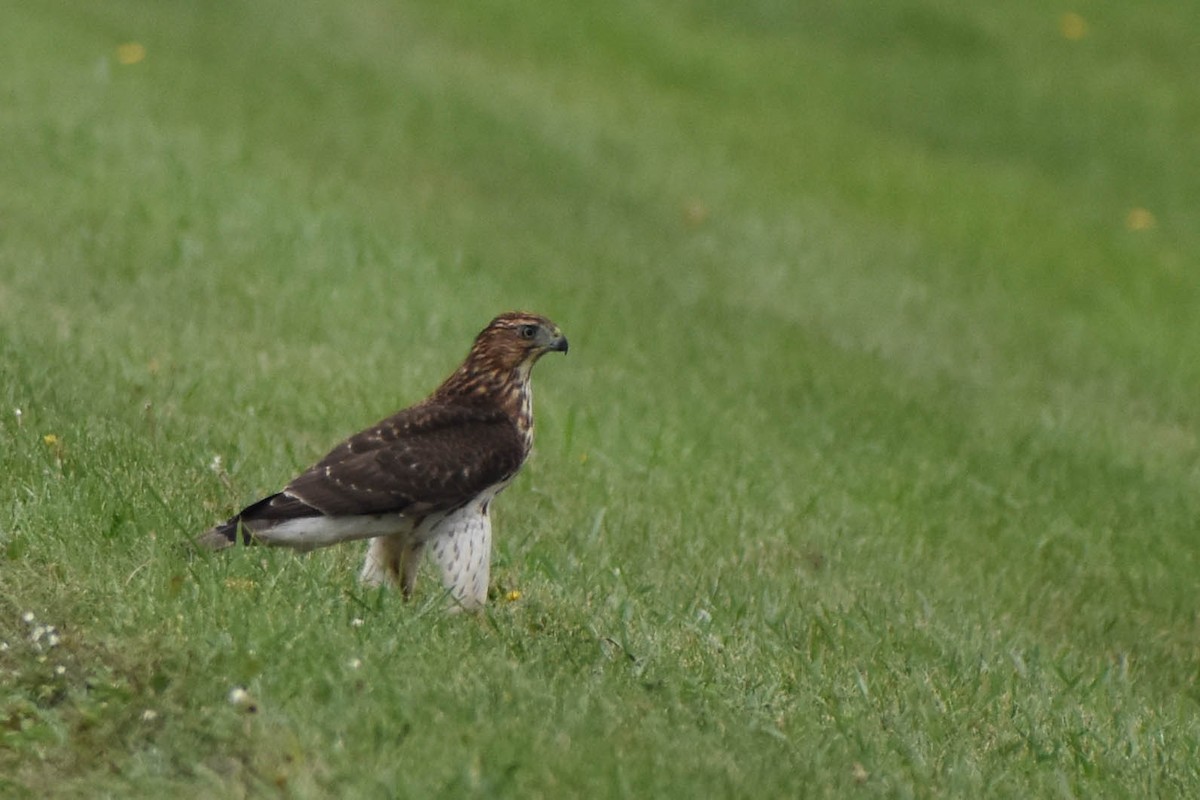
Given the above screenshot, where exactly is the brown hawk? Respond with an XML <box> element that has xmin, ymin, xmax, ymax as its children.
<box><xmin>196</xmin><ymin>312</ymin><xmax>568</xmax><ymax>611</ymax></box>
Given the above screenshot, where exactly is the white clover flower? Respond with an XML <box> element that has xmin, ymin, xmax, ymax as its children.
<box><xmin>209</xmin><ymin>455</ymin><xmax>223</xmax><ymax>473</ymax></box>
<box><xmin>351</xmin><ymin>618</ymin><xmax>364</xmax><ymax>628</ymax></box>
<box><xmin>29</xmin><ymin>624</ymin><xmax>60</xmax><ymax>650</ymax></box>
<box><xmin>141</xmin><ymin>709</ymin><xmax>158</xmax><ymax>722</ymax></box>
<box><xmin>348</xmin><ymin>658</ymin><xmax>362</xmax><ymax>670</ymax></box>
<box><xmin>21</xmin><ymin>611</ymin><xmax>35</xmax><ymax>624</ymax></box>
<box><xmin>228</xmin><ymin>687</ymin><xmax>257</xmax><ymax>712</ymax></box>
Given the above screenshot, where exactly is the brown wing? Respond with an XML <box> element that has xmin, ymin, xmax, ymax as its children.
<box><xmin>278</xmin><ymin>402</ymin><xmax>526</xmax><ymax>517</ymax></box>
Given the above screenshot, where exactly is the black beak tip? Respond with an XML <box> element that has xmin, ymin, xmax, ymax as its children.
<box><xmin>555</xmin><ymin>336</ymin><xmax>569</xmax><ymax>354</ymax></box>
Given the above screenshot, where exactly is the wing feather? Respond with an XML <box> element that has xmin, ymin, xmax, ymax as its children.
<box><xmin>281</xmin><ymin>403</ymin><xmax>525</xmax><ymax>518</ymax></box>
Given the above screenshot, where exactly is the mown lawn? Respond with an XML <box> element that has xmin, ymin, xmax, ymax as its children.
<box><xmin>2</xmin><ymin>1</ymin><xmax>1199</xmax><ymax>796</ymax></box>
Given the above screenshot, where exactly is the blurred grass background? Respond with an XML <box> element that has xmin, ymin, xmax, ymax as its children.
<box><xmin>2</xmin><ymin>1</ymin><xmax>1199</xmax><ymax>796</ymax></box>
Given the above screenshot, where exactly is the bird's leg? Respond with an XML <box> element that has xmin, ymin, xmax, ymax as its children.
<box><xmin>360</xmin><ymin>533</ymin><xmax>410</xmax><ymax>589</ymax></box>
<box><xmin>400</xmin><ymin>542</ymin><xmax>424</xmax><ymax>599</ymax></box>
<box><xmin>359</xmin><ymin>534</ymin><xmax>425</xmax><ymax>599</ymax></box>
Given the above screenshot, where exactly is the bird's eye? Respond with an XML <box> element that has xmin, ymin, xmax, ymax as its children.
<box><xmin>519</xmin><ymin>324</ymin><xmax>538</xmax><ymax>340</ymax></box>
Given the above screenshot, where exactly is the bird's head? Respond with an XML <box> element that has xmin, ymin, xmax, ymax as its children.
<box><xmin>435</xmin><ymin>312</ymin><xmax>567</xmax><ymax>403</ymax></box>
<box><xmin>435</xmin><ymin>311</ymin><xmax>567</xmax><ymax>418</ymax></box>
<box><xmin>468</xmin><ymin>312</ymin><xmax>568</xmax><ymax>375</ymax></box>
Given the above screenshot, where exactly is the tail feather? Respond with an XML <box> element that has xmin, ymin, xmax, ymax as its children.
<box><xmin>195</xmin><ymin>519</ymin><xmax>253</xmax><ymax>550</ymax></box>
<box><xmin>195</xmin><ymin>492</ymin><xmax>324</xmax><ymax>550</ymax></box>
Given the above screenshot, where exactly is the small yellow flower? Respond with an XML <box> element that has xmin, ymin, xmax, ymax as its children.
<box><xmin>1059</xmin><ymin>12</ymin><xmax>1087</xmax><ymax>41</ymax></box>
<box><xmin>43</xmin><ymin>434</ymin><xmax>58</xmax><ymax>446</ymax></box>
<box><xmin>116</xmin><ymin>42</ymin><xmax>146</xmax><ymax>65</ymax></box>
<box><xmin>505</xmin><ymin>589</ymin><xmax>522</xmax><ymax>602</ymax></box>
<box><xmin>1125</xmin><ymin>207</ymin><xmax>1156</xmax><ymax>231</ymax></box>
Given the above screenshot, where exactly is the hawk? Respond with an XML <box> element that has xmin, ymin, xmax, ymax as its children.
<box><xmin>196</xmin><ymin>312</ymin><xmax>568</xmax><ymax>611</ymax></box>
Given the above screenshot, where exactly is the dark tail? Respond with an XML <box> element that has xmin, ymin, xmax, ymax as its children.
<box><xmin>195</xmin><ymin>492</ymin><xmax>317</xmax><ymax>550</ymax></box>
<box><xmin>195</xmin><ymin>518</ymin><xmax>255</xmax><ymax>550</ymax></box>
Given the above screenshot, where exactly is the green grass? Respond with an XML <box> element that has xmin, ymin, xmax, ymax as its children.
<box><xmin>3</xmin><ymin>0</ymin><xmax>1199</xmax><ymax>795</ymax></box>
